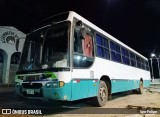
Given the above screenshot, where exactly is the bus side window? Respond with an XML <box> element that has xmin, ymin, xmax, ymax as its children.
<box><xmin>74</xmin><ymin>21</ymin><xmax>84</xmax><ymax>54</ymax></box>
<box><xmin>82</xmin><ymin>32</ymin><xmax>93</xmax><ymax>57</ymax></box>
<box><xmin>74</xmin><ymin>21</ymin><xmax>94</xmax><ymax>57</ymax></box>
<box><xmin>73</xmin><ymin>21</ymin><xmax>94</xmax><ymax>68</ymax></box>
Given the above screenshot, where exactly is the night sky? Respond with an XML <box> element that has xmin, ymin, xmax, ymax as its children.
<box><xmin>0</xmin><ymin>0</ymin><xmax>160</xmax><ymax>58</ymax></box>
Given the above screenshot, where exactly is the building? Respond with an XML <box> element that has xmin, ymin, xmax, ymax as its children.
<box><xmin>0</xmin><ymin>26</ymin><xmax>26</xmax><ymax>84</ymax></box>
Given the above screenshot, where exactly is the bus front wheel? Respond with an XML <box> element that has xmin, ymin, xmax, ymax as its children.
<box><xmin>94</xmin><ymin>80</ymin><xmax>108</xmax><ymax>107</ymax></box>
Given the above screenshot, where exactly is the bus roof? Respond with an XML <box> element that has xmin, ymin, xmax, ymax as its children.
<box><xmin>68</xmin><ymin>11</ymin><xmax>148</xmax><ymax>60</ymax></box>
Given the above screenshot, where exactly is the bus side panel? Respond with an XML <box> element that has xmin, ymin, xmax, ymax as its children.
<box><xmin>143</xmin><ymin>80</ymin><xmax>151</xmax><ymax>87</ymax></box>
<box><xmin>88</xmin><ymin>80</ymin><xmax>98</xmax><ymax>97</ymax></box>
<box><xmin>111</xmin><ymin>79</ymin><xmax>151</xmax><ymax>93</ymax></box>
<box><xmin>95</xmin><ymin>57</ymin><xmax>151</xmax><ymax>94</ymax></box>
<box><xmin>71</xmin><ymin>79</ymin><xmax>98</xmax><ymax>100</ymax></box>
<box><xmin>111</xmin><ymin>80</ymin><xmax>135</xmax><ymax>93</ymax></box>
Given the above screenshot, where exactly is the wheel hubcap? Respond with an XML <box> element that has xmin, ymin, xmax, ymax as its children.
<box><xmin>99</xmin><ymin>86</ymin><xmax>107</xmax><ymax>101</ymax></box>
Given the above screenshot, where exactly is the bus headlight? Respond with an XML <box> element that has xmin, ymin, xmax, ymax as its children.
<box><xmin>46</xmin><ymin>82</ymin><xmax>64</xmax><ymax>88</ymax></box>
<box><xmin>46</xmin><ymin>82</ymin><xmax>52</xmax><ymax>87</ymax></box>
<box><xmin>53</xmin><ymin>82</ymin><xmax>58</xmax><ymax>88</ymax></box>
<box><xmin>59</xmin><ymin>81</ymin><xmax>65</xmax><ymax>87</ymax></box>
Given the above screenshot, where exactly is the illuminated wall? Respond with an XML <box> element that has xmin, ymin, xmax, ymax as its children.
<box><xmin>0</xmin><ymin>26</ymin><xmax>26</xmax><ymax>84</ymax></box>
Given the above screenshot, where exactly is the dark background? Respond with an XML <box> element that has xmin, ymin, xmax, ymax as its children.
<box><xmin>0</xmin><ymin>0</ymin><xmax>159</xmax><ymax>77</ymax></box>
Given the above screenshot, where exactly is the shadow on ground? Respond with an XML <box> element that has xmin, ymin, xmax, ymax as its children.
<box><xmin>0</xmin><ymin>89</ymin><xmax>147</xmax><ymax>115</ymax></box>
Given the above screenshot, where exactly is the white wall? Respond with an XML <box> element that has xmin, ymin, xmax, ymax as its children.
<box><xmin>0</xmin><ymin>26</ymin><xmax>26</xmax><ymax>84</ymax></box>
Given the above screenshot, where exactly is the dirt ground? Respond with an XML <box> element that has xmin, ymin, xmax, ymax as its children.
<box><xmin>49</xmin><ymin>85</ymin><xmax>160</xmax><ymax>117</ymax></box>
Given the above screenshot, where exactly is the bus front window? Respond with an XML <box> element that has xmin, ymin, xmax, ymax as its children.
<box><xmin>19</xmin><ymin>21</ymin><xmax>70</xmax><ymax>71</ymax></box>
<box><xmin>42</xmin><ymin>27</ymin><xmax>69</xmax><ymax>68</ymax></box>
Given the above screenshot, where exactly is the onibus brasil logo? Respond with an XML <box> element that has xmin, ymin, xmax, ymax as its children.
<box><xmin>1</xmin><ymin>109</ymin><xmax>42</xmax><ymax>115</ymax></box>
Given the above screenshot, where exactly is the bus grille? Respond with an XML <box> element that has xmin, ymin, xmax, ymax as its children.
<box><xmin>22</xmin><ymin>83</ymin><xmax>42</xmax><ymax>89</ymax></box>
<box><xmin>25</xmin><ymin>75</ymin><xmax>40</xmax><ymax>81</ymax></box>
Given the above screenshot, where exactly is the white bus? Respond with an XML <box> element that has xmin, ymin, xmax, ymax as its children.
<box><xmin>15</xmin><ymin>11</ymin><xmax>151</xmax><ymax>106</ymax></box>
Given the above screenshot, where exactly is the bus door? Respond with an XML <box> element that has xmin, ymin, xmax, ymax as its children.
<box><xmin>71</xmin><ymin>20</ymin><xmax>98</xmax><ymax>100</ymax></box>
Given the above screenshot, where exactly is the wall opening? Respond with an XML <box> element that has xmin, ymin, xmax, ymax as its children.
<box><xmin>0</xmin><ymin>50</ymin><xmax>3</xmax><ymax>83</ymax></box>
<box><xmin>9</xmin><ymin>52</ymin><xmax>21</xmax><ymax>83</ymax></box>
<box><xmin>0</xmin><ymin>49</ymin><xmax>7</xmax><ymax>83</ymax></box>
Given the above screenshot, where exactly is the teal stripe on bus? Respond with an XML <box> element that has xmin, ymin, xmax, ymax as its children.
<box><xmin>42</xmin><ymin>79</ymin><xmax>151</xmax><ymax>101</ymax></box>
<box><xmin>111</xmin><ymin>79</ymin><xmax>151</xmax><ymax>93</ymax></box>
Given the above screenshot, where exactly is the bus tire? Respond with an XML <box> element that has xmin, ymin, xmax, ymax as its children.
<box><xmin>93</xmin><ymin>80</ymin><xmax>108</xmax><ymax>107</ymax></box>
<box><xmin>132</xmin><ymin>80</ymin><xmax>143</xmax><ymax>94</ymax></box>
<box><xmin>138</xmin><ymin>80</ymin><xmax>143</xmax><ymax>94</ymax></box>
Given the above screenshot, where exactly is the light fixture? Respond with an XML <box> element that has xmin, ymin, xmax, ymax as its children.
<box><xmin>151</xmin><ymin>53</ymin><xmax>156</xmax><ymax>57</ymax></box>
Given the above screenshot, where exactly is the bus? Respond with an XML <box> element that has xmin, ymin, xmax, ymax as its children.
<box><xmin>15</xmin><ymin>11</ymin><xmax>151</xmax><ymax>106</ymax></box>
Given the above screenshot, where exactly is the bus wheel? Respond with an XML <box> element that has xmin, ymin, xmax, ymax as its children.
<box><xmin>94</xmin><ymin>80</ymin><xmax>108</xmax><ymax>107</ymax></box>
<box><xmin>132</xmin><ymin>80</ymin><xmax>143</xmax><ymax>94</ymax></box>
<box><xmin>138</xmin><ymin>80</ymin><xmax>143</xmax><ymax>94</ymax></box>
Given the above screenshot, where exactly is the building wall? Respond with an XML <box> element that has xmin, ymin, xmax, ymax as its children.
<box><xmin>0</xmin><ymin>26</ymin><xmax>26</xmax><ymax>84</ymax></box>
<box><xmin>9</xmin><ymin>64</ymin><xmax>18</xmax><ymax>83</ymax></box>
<box><xmin>0</xmin><ymin>63</ymin><xmax>3</xmax><ymax>82</ymax></box>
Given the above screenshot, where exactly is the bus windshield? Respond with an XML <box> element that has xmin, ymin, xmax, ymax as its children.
<box><xmin>18</xmin><ymin>21</ymin><xmax>70</xmax><ymax>71</ymax></box>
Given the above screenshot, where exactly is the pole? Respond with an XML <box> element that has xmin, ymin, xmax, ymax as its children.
<box><xmin>157</xmin><ymin>58</ymin><xmax>160</xmax><ymax>78</ymax></box>
<box><xmin>154</xmin><ymin>56</ymin><xmax>160</xmax><ymax>79</ymax></box>
<box><xmin>150</xmin><ymin>58</ymin><xmax>154</xmax><ymax>81</ymax></box>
